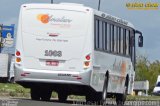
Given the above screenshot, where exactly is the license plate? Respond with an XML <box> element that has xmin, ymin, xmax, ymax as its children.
<box><xmin>46</xmin><ymin>60</ymin><xmax>59</xmax><ymax>66</ymax></box>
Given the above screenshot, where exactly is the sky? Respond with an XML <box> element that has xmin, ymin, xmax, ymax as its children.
<box><xmin>0</xmin><ymin>0</ymin><xmax>160</xmax><ymax>62</ymax></box>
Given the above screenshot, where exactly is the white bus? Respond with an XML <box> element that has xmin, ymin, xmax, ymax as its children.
<box><xmin>15</xmin><ymin>3</ymin><xmax>143</xmax><ymax>105</ymax></box>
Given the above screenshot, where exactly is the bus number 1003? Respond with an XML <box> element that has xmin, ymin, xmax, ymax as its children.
<box><xmin>45</xmin><ymin>50</ymin><xmax>62</xmax><ymax>57</ymax></box>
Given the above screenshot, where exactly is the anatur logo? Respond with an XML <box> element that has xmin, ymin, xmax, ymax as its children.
<box><xmin>37</xmin><ymin>14</ymin><xmax>72</xmax><ymax>24</ymax></box>
<box><xmin>37</xmin><ymin>14</ymin><xmax>50</xmax><ymax>24</ymax></box>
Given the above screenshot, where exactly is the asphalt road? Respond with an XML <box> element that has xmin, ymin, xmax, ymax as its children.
<box><xmin>0</xmin><ymin>98</ymin><xmax>159</xmax><ymax>106</ymax></box>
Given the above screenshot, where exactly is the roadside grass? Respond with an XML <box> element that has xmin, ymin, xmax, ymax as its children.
<box><xmin>127</xmin><ymin>95</ymin><xmax>160</xmax><ymax>101</ymax></box>
<box><xmin>0</xmin><ymin>83</ymin><xmax>30</xmax><ymax>97</ymax></box>
<box><xmin>1</xmin><ymin>83</ymin><xmax>160</xmax><ymax>101</ymax></box>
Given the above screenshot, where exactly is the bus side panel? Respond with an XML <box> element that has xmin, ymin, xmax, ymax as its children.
<box><xmin>91</xmin><ymin>51</ymin><xmax>133</xmax><ymax>94</ymax></box>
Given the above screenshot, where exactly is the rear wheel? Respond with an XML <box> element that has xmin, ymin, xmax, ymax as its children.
<box><xmin>86</xmin><ymin>76</ymin><xmax>109</xmax><ymax>105</ymax></box>
<box><xmin>40</xmin><ymin>90</ymin><xmax>52</xmax><ymax>101</ymax></box>
<box><xmin>101</xmin><ymin>76</ymin><xmax>108</xmax><ymax>105</ymax></box>
<box><xmin>31</xmin><ymin>88</ymin><xmax>52</xmax><ymax>101</ymax></box>
<box><xmin>10</xmin><ymin>77</ymin><xmax>15</xmax><ymax>83</ymax></box>
<box><xmin>31</xmin><ymin>88</ymin><xmax>40</xmax><ymax>101</ymax></box>
<box><xmin>116</xmin><ymin>81</ymin><xmax>128</xmax><ymax>106</ymax></box>
<box><xmin>58</xmin><ymin>92</ymin><xmax>68</xmax><ymax>102</ymax></box>
<box><xmin>86</xmin><ymin>93</ymin><xmax>101</xmax><ymax>105</ymax></box>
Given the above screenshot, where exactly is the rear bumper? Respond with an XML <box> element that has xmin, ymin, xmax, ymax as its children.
<box><xmin>16</xmin><ymin>81</ymin><xmax>96</xmax><ymax>96</ymax></box>
<box><xmin>14</xmin><ymin>64</ymin><xmax>91</xmax><ymax>86</ymax></box>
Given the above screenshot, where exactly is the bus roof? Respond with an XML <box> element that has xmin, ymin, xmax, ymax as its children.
<box><xmin>21</xmin><ymin>3</ymin><xmax>134</xmax><ymax>28</ymax></box>
<box><xmin>21</xmin><ymin>3</ymin><xmax>90</xmax><ymax>13</ymax></box>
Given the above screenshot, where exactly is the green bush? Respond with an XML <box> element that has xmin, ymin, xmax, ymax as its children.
<box><xmin>51</xmin><ymin>92</ymin><xmax>58</xmax><ymax>98</ymax></box>
<box><xmin>9</xmin><ymin>91</ymin><xmax>17</xmax><ymax>97</ymax></box>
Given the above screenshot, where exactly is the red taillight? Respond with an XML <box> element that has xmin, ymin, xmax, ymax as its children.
<box><xmin>16</xmin><ymin>51</ymin><xmax>21</xmax><ymax>56</ymax></box>
<box><xmin>16</xmin><ymin>50</ymin><xmax>21</xmax><ymax>63</ymax></box>
<box><xmin>84</xmin><ymin>54</ymin><xmax>91</xmax><ymax>69</ymax></box>
<box><xmin>86</xmin><ymin>55</ymin><xmax>91</xmax><ymax>60</ymax></box>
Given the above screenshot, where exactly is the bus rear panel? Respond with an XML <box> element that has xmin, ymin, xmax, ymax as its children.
<box><xmin>15</xmin><ymin>4</ymin><xmax>94</xmax><ymax>90</ymax></box>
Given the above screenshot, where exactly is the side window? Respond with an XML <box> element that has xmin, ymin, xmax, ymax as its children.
<box><xmin>94</xmin><ymin>16</ymin><xmax>131</xmax><ymax>57</ymax></box>
<box><xmin>129</xmin><ymin>31</ymin><xmax>131</xmax><ymax>55</ymax></box>
<box><xmin>102</xmin><ymin>22</ymin><xmax>106</xmax><ymax>50</ymax></box>
<box><xmin>95</xmin><ymin>20</ymin><xmax>99</xmax><ymax>49</ymax></box>
<box><xmin>120</xmin><ymin>28</ymin><xmax>123</xmax><ymax>54</ymax></box>
<box><xmin>114</xmin><ymin>26</ymin><xmax>117</xmax><ymax>53</ymax></box>
<box><xmin>116</xmin><ymin>26</ymin><xmax>119</xmax><ymax>53</ymax></box>
<box><xmin>107</xmin><ymin>24</ymin><xmax>110</xmax><ymax>52</ymax></box>
<box><xmin>118</xmin><ymin>27</ymin><xmax>121</xmax><ymax>53</ymax></box>
<box><xmin>123</xmin><ymin>29</ymin><xmax>126</xmax><ymax>55</ymax></box>
<box><xmin>126</xmin><ymin>30</ymin><xmax>130</xmax><ymax>55</ymax></box>
<box><xmin>111</xmin><ymin>24</ymin><xmax>114</xmax><ymax>52</ymax></box>
<box><xmin>130</xmin><ymin>30</ymin><xmax>135</xmax><ymax>65</ymax></box>
<box><xmin>104</xmin><ymin>23</ymin><xmax>108</xmax><ymax>50</ymax></box>
<box><xmin>110</xmin><ymin>24</ymin><xmax>113</xmax><ymax>52</ymax></box>
<box><xmin>99</xmin><ymin>21</ymin><xmax>103</xmax><ymax>50</ymax></box>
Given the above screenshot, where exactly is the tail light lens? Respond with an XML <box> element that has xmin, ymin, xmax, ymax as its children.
<box><xmin>84</xmin><ymin>54</ymin><xmax>91</xmax><ymax>69</ymax></box>
<box><xmin>16</xmin><ymin>50</ymin><xmax>21</xmax><ymax>63</ymax></box>
<box><xmin>86</xmin><ymin>55</ymin><xmax>91</xmax><ymax>60</ymax></box>
<box><xmin>16</xmin><ymin>51</ymin><xmax>21</xmax><ymax>56</ymax></box>
<box><xmin>84</xmin><ymin>61</ymin><xmax>90</xmax><ymax>66</ymax></box>
<box><xmin>16</xmin><ymin>58</ymin><xmax>21</xmax><ymax>62</ymax></box>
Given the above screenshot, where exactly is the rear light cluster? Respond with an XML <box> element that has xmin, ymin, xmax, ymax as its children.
<box><xmin>84</xmin><ymin>54</ymin><xmax>91</xmax><ymax>69</ymax></box>
<box><xmin>16</xmin><ymin>50</ymin><xmax>21</xmax><ymax>63</ymax></box>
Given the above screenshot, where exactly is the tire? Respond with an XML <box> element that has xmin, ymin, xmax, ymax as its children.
<box><xmin>86</xmin><ymin>93</ymin><xmax>101</xmax><ymax>105</ymax></box>
<box><xmin>10</xmin><ymin>77</ymin><xmax>15</xmax><ymax>83</ymax></box>
<box><xmin>41</xmin><ymin>90</ymin><xmax>52</xmax><ymax>101</ymax></box>
<box><xmin>101</xmin><ymin>76</ymin><xmax>108</xmax><ymax>105</ymax></box>
<box><xmin>116</xmin><ymin>82</ymin><xmax>127</xmax><ymax>106</ymax></box>
<box><xmin>58</xmin><ymin>92</ymin><xmax>68</xmax><ymax>102</ymax></box>
<box><xmin>31</xmin><ymin>88</ymin><xmax>40</xmax><ymax>101</ymax></box>
<box><xmin>86</xmin><ymin>76</ymin><xmax>108</xmax><ymax>105</ymax></box>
